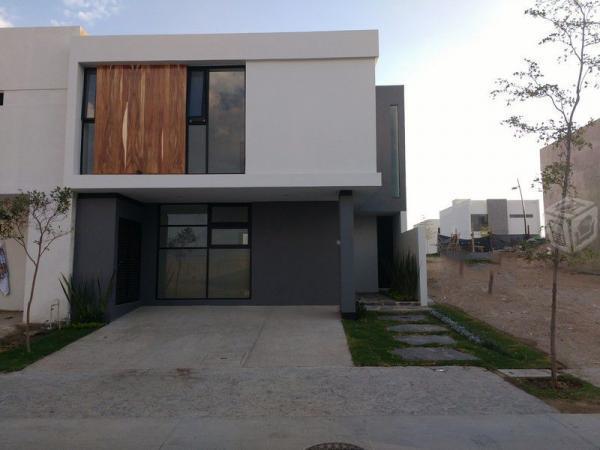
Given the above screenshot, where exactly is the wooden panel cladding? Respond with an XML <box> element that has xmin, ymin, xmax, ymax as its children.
<box><xmin>94</xmin><ymin>65</ymin><xmax>187</xmax><ymax>174</ymax></box>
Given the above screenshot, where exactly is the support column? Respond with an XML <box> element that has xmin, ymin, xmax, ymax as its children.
<box><xmin>339</xmin><ymin>190</ymin><xmax>356</xmax><ymax>319</ymax></box>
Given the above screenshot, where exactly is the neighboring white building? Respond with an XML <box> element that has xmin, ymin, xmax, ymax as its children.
<box><xmin>439</xmin><ymin>199</ymin><xmax>541</xmax><ymax>239</ymax></box>
<box><xmin>0</xmin><ymin>26</ymin><xmax>420</xmax><ymax>322</ymax></box>
<box><xmin>414</xmin><ymin>219</ymin><xmax>439</xmax><ymax>254</ymax></box>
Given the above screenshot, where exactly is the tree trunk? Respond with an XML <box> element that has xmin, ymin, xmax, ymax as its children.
<box><xmin>550</xmin><ymin>248</ymin><xmax>560</xmax><ymax>387</ymax></box>
<box><xmin>25</xmin><ymin>261</ymin><xmax>40</xmax><ymax>353</ymax></box>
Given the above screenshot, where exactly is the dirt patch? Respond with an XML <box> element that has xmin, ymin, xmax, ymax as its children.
<box><xmin>428</xmin><ymin>253</ymin><xmax>600</xmax><ymax>370</ymax></box>
<box><xmin>507</xmin><ymin>376</ymin><xmax>600</xmax><ymax>413</ymax></box>
<box><xmin>0</xmin><ymin>324</ymin><xmax>47</xmax><ymax>353</ymax></box>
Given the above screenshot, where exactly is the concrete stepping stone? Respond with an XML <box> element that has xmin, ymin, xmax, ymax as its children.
<box><xmin>392</xmin><ymin>347</ymin><xmax>478</xmax><ymax>361</ymax></box>
<box><xmin>497</xmin><ymin>369</ymin><xmax>552</xmax><ymax>378</ymax></box>
<box><xmin>394</xmin><ymin>335</ymin><xmax>456</xmax><ymax>346</ymax></box>
<box><xmin>380</xmin><ymin>314</ymin><xmax>428</xmax><ymax>323</ymax></box>
<box><xmin>387</xmin><ymin>324</ymin><xmax>448</xmax><ymax>333</ymax></box>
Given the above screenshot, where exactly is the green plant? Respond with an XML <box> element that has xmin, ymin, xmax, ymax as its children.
<box><xmin>59</xmin><ymin>274</ymin><xmax>114</xmax><ymax>323</ymax></box>
<box><xmin>355</xmin><ymin>301</ymin><xmax>367</xmax><ymax>320</ymax></box>
<box><xmin>390</xmin><ymin>252</ymin><xmax>419</xmax><ymax>301</ymax></box>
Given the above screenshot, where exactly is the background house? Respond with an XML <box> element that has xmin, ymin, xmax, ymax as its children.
<box><xmin>439</xmin><ymin>199</ymin><xmax>541</xmax><ymax>245</ymax></box>
<box><xmin>0</xmin><ymin>27</ymin><xmax>426</xmax><ymax>322</ymax></box>
<box><xmin>540</xmin><ymin>119</ymin><xmax>600</xmax><ymax>253</ymax></box>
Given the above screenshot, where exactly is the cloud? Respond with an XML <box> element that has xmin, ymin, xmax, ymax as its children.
<box><xmin>0</xmin><ymin>8</ymin><xmax>13</xmax><ymax>27</ymax></box>
<box><xmin>53</xmin><ymin>0</ymin><xmax>121</xmax><ymax>25</ymax></box>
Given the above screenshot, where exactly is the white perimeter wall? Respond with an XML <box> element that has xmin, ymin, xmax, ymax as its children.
<box><xmin>414</xmin><ymin>219</ymin><xmax>439</xmax><ymax>254</ymax></box>
<box><xmin>397</xmin><ymin>228</ymin><xmax>428</xmax><ymax>306</ymax></box>
<box><xmin>353</xmin><ymin>215</ymin><xmax>379</xmax><ymax>293</ymax></box>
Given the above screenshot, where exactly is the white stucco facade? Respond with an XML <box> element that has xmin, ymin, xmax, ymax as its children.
<box><xmin>0</xmin><ymin>27</ymin><xmax>383</xmax><ymax>322</ymax></box>
<box><xmin>0</xmin><ymin>27</ymin><xmax>82</xmax><ymax>322</ymax></box>
<box><xmin>62</xmin><ymin>30</ymin><xmax>381</xmax><ymax>199</ymax></box>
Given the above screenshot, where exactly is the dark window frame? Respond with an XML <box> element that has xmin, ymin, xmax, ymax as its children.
<box><xmin>0</xmin><ymin>92</ymin><xmax>4</xmax><ymax>106</ymax></box>
<box><xmin>470</xmin><ymin>213</ymin><xmax>489</xmax><ymax>232</ymax></box>
<box><xmin>80</xmin><ymin>68</ymin><xmax>96</xmax><ymax>174</ymax></box>
<box><xmin>156</xmin><ymin>203</ymin><xmax>251</xmax><ymax>300</ymax></box>
<box><xmin>185</xmin><ymin>66</ymin><xmax>246</xmax><ymax>175</ymax></box>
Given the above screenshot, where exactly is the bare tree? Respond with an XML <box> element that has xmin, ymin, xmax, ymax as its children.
<box><xmin>0</xmin><ymin>187</ymin><xmax>72</xmax><ymax>352</ymax></box>
<box><xmin>492</xmin><ymin>0</ymin><xmax>600</xmax><ymax>387</ymax></box>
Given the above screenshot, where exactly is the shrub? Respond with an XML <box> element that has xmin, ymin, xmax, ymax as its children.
<box><xmin>59</xmin><ymin>274</ymin><xmax>114</xmax><ymax>323</ymax></box>
<box><xmin>390</xmin><ymin>252</ymin><xmax>419</xmax><ymax>301</ymax></box>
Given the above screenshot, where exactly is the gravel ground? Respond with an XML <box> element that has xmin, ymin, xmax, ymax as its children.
<box><xmin>428</xmin><ymin>254</ymin><xmax>600</xmax><ymax>370</ymax></box>
<box><xmin>0</xmin><ymin>366</ymin><xmax>552</xmax><ymax>418</ymax></box>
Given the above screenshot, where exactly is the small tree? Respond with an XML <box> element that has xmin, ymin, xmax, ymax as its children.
<box><xmin>0</xmin><ymin>187</ymin><xmax>72</xmax><ymax>352</ymax></box>
<box><xmin>492</xmin><ymin>0</ymin><xmax>600</xmax><ymax>386</ymax></box>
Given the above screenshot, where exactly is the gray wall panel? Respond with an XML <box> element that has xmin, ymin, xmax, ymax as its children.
<box><xmin>73</xmin><ymin>195</ymin><xmax>151</xmax><ymax>321</ymax></box>
<box><xmin>353</xmin><ymin>215</ymin><xmax>378</xmax><ymax>292</ymax></box>
<box><xmin>487</xmin><ymin>199</ymin><xmax>509</xmax><ymax>235</ymax></box>
<box><xmin>356</xmin><ymin>85</ymin><xmax>406</xmax><ymax>214</ymax></box>
<box><xmin>252</xmin><ymin>202</ymin><xmax>340</xmax><ymax>306</ymax></box>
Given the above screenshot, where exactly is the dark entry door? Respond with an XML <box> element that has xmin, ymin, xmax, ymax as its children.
<box><xmin>116</xmin><ymin>218</ymin><xmax>142</xmax><ymax>304</ymax></box>
<box><xmin>377</xmin><ymin>216</ymin><xmax>394</xmax><ymax>289</ymax></box>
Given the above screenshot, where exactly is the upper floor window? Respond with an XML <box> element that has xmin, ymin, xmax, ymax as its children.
<box><xmin>81</xmin><ymin>68</ymin><xmax>96</xmax><ymax>174</ymax></box>
<box><xmin>79</xmin><ymin>65</ymin><xmax>245</xmax><ymax>175</ymax></box>
<box><xmin>187</xmin><ymin>68</ymin><xmax>245</xmax><ymax>174</ymax></box>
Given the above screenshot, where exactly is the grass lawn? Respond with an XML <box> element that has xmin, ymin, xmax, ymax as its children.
<box><xmin>343</xmin><ymin>304</ymin><xmax>550</xmax><ymax>369</ymax></box>
<box><xmin>0</xmin><ymin>324</ymin><xmax>102</xmax><ymax>373</ymax></box>
<box><xmin>343</xmin><ymin>303</ymin><xmax>600</xmax><ymax>412</ymax></box>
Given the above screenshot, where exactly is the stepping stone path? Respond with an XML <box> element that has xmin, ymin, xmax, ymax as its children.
<box><xmin>379</xmin><ymin>311</ymin><xmax>479</xmax><ymax>362</ymax></box>
<box><xmin>394</xmin><ymin>335</ymin><xmax>456</xmax><ymax>346</ymax></box>
<box><xmin>392</xmin><ymin>347</ymin><xmax>478</xmax><ymax>361</ymax></box>
<box><xmin>380</xmin><ymin>314</ymin><xmax>428</xmax><ymax>323</ymax></box>
<box><xmin>387</xmin><ymin>324</ymin><xmax>448</xmax><ymax>333</ymax></box>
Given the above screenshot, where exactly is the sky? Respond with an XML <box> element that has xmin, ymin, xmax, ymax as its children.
<box><xmin>1</xmin><ymin>0</ymin><xmax>598</xmax><ymax>228</ymax></box>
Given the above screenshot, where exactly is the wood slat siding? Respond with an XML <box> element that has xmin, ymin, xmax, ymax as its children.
<box><xmin>94</xmin><ymin>65</ymin><xmax>187</xmax><ymax>174</ymax></box>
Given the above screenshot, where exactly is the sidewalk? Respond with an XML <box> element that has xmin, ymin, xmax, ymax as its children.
<box><xmin>2</xmin><ymin>414</ymin><xmax>599</xmax><ymax>449</ymax></box>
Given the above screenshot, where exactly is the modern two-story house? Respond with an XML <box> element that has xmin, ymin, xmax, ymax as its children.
<box><xmin>0</xmin><ymin>26</ymin><xmax>410</xmax><ymax>322</ymax></box>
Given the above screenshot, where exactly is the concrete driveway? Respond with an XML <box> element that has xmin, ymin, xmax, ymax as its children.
<box><xmin>26</xmin><ymin>306</ymin><xmax>353</xmax><ymax>372</ymax></box>
<box><xmin>2</xmin><ymin>306</ymin><xmax>599</xmax><ymax>449</ymax></box>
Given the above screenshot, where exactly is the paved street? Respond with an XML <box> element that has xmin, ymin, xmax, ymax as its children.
<box><xmin>1</xmin><ymin>306</ymin><xmax>599</xmax><ymax>449</ymax></box>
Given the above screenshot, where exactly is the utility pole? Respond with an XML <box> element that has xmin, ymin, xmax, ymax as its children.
<box><xmin>512</xmin><ymin>178</ymin><xmax>528</xmax><ymax>238</ymax></box>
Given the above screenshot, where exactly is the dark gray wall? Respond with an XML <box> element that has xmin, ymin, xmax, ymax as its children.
<box><xmin>487</xmin><ymin>199</ymin><xmax>509</xmax><ymax>235</ymax></box>
<box><xmin>252</xmin><ymin>202</ymin><xmax>340</xmax><ymax>306</ymax></box>
<box><xmin>338</xmin><ymin>192</ymin><xmax>355</xmax><ymax>315</ymax></box>
<box><xmin>75</xmin><ymin>198</ymin><xmax>341</xmax><ymax>313</ymax></box>
<box><xmin>356</xmin><ymin>85</ymin><xmax>406</xmax><ymax>214</ymax></box>
<box><xmin>73</xmin><ymin>195</ymin><xmax>151</xmax><ymax>320</ymax></box>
